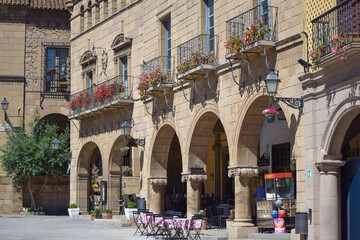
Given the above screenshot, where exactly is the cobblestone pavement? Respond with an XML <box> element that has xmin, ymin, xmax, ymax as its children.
<box><xmin>0</xmin><ymin>214</ymin><xmax>143</xmax><ymax>240</ymax></box>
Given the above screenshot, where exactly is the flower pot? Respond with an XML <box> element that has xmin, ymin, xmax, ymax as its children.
<box><xmin>102</xmin><ymin>212</ymin><xmax>112</xmax><ymax>219</ymax></box>
<box><xmin>265</xmin><ymin>115</ymin><xmax>275</xmax><ymax>123</ymax></box>
<box><xmin>91</xmin><ymin>214</ymin><xmax>96</xmax><ymax>221</ymax></box>
<box><xmin>201</xmin><ymin>217</ymin><xmax>208</xmax><ymax>230</ymax></box>
<box><xmin>125</xmin><ymin>208</ymin><xmax>137</xmax><ymax>221</ymax></box>
<box><xmin>68</xmin><ymin>208</ymin><xmax>80</xmax><ymax>218</ymax></box>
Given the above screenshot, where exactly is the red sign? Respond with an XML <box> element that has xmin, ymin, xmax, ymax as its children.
<box><xmin>264</xmin><ymin>172</ymin><xmax>292</xmax><ymax>179</ymax></box>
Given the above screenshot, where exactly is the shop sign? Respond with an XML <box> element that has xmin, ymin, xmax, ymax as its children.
<box><xmin>122</xmin><ymin>182</ymin><xmax>126</xmax><ymax>188</ymax></box>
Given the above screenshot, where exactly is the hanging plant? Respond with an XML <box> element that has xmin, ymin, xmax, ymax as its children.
<box><xmin>262</xmin><ymin>108</ymin><xmax>279</xmax><ymax>123</ymax></box>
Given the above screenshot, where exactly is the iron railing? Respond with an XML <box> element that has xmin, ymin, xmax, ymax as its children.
<box><xmin>69</xmin><ymin>75</ymin><xmax>133</xmax><ymax>116</ymax></box>
<box><xmin>177</xmin><ymin>34</ymin><xmax>219</xmax><ymax>70</ymax></box>
<box><xmin>141</xmin><ymin>56</ymin><xmax>175</xmax><ymax>83</ymax></box>
<box><xmin>312</xmin><ymin>0</ymin><xmax>360</xmax><ymax>56</ymax></box>
<box><xmin>226</xmin><ymin>5</ymin><xmax>278</xmax><ymax>48</ymax></box>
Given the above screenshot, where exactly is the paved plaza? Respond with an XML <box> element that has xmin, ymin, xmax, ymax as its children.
<box><xmin>0</xmin><ymin>215</ymin><xmax>143</xmax><ymax>240</ymax></box>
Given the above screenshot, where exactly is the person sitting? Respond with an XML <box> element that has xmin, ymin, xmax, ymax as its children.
<box><xmin>252</xmin><ymin>178</ymin><xmax>266</xmax><ymax>201</ymax></box>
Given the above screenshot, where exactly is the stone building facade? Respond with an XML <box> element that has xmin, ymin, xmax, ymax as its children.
<box><xmin>0</xmin><ymin>1</ymin><xmax>70</xmax><ymax>214</ymax></box>
<box><xmin>67</xmin><ymin>0</ymin><xmax>308</xmax><ymax>238</ymax></box>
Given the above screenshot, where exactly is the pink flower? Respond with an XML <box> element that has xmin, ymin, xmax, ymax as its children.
<box><xmin>331</xmin><ymin>50</ymin><xmax>336</xmax><ymax>54</ymax></box>
<box><xmin>343</xmin><ymin>45</ymin><xmax>347</xmax><ymax>49</ymax></box>
<box><xmin>313</xmin><ymin>54</ymin><xmax>317</xmax><ymax>58</ymax></box>
<box><xmin>332</xmin><ymin>35</ymin><xmax>338</xmax><ymax>40</ymax></box>
<box><xmin>341</xmin><ymin>56</ymin><xmax>345</xmax><ymax>60</ymax></box>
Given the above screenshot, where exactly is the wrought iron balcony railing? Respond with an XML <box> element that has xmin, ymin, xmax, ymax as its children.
<box><xmin>312</xmin><ymin>0</ymin><xmax>360</xmax><ymax>56</ymax></box>
<box><xmin>226</xmin><ymin>5</ymin><xmax>278</xmax><ymax>53</ymax></box>
<box><xmin>177</xmin><ymin>34</ymin><xmax>219</xmax><ymax>71</ymax></box>
<box><xmin>69</xmin><ymin>75</ymin><xmax>133</xmax><ymax>117</ymax></box>
<box><xmin>141</xmin><ymin>56</ymin><xmax>175</xmax><ymax>83</ymax></box>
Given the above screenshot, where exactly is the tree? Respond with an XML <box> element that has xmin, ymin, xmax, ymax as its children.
<box><xmin>0</xmin><ymin>110</ymin><xmax>70</xmax><ymax>210</ymax></box>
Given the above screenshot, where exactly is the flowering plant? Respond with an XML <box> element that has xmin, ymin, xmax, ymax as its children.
<box><xmin>90</xmin><ymin>208</ymin><xmax>101</xmax><ymax>216</ymax></box>
<box><xmin>310</xmin><ymin>36</ymin><xmax>324</xmax><ymax>70</ymax></box>
<box><xmin>69</xmin><ymin>92</ymin><xmax>90</xmax><ymax>110</ymax></box>
<box><xmin>199</xmin><ymin>209</ymin><xmax>206</xmax><ymax>217</ymax></box>
<box><xmin>229</xmin><ymin>209</ymin><xmax>235</xmax><ymax>220</ymax></box>
<box><xmin>331</xmin><ymin>34</ymin><xmax>348</xmax><ymax>61</ymax></box>
<box><xmin>122</xmin><ymin>166</ymin><xmax>132</xmax><ymax>176</ymax></box>
<box><xmin>262</xmin><ymin>108</ymin><xmax>279</xmax><ymax>117</ymax></box>
<box><xmin>224</xmin><ymin>19</ymin><xmax>270</xmax><ymax>54</ymax></box>
<box><xmin>19</xmin><ymin>207</ymin><xmax>31</xmax><ymax>212</ymax></box>
<box><xmin>137</xmin><ymin>67</ymin><xmax>168</xmax><ymax>100</ymax></box>
<box><xmin>93</xmin><ymin>82</ymin><xmax>119</xmax><ymax>101</ymax></box>
<box><xmin>176</xmin><ymin>51</ymin><xmax>210</xmax><ymax>76</ymax></box>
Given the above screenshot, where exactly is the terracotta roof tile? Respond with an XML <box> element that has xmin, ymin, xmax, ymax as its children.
<box><xmin>0</xmin><ymin>0</ymin><xmax>66</xmax><ymax>10</ymax></box>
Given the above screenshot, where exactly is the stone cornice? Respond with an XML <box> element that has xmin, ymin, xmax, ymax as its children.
<box><xmin>228</xmin><ymin>165</ymin><xmax>258</xmax><ymax>178</ymax></box>
<box><xmin>315</xmin><ymin>160</ymin><xmax>345</xmax><ymax>174</ymax></box>
<box><xmin>181</xmin><ymin>172</ymin><xmax>207</xmax><ymax>182</ymax></box>
<box><xmin>148</xmin><ymin>176</ymin><xmax>167</xmax><ymax>186</ymax></box>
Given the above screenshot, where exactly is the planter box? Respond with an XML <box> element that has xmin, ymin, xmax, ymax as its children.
<box><xmin>68</xmin><ymin>208</ymin><xmax>80</xmax><ymax>218</ymax></box>
<box><xmin>102</xmin><ymin>212</ymin><xmax>112</xmax><ymax>219</ymax></box>
<box><xmin>125</xmin><ymin>208</ymin><xmax>137</xmax><ymax>221</ymax></box>
<box><xmin>189</xmin><ymin>167</ymin><xmax>204</xmax><ymax>173</ymax></box>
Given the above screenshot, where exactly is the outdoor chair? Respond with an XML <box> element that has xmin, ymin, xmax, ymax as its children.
<box><xmin>133</xmin><ymin>211</ymin><xmax>145</xmax><ymax>236</ymax></box>
<box><xmin>207</xmin><ymin>205</ymin><xmax>221</xmax><ymax>228</ymax></box>
<box><xmin>188</xmin><ymin>214</ymin><xmax>204</xmax><ymax>240</ymax></box>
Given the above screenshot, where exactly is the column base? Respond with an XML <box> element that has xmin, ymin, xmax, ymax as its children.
<box><xmin>227</xmin><ymin>220</ymin><xmax>258</xmax><ymax>239</ymax></box>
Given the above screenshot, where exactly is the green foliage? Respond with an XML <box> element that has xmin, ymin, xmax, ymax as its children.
<box><xmin>0</xmin><ymin>109</ymin><xmax>70</xmax><ymax>185</ymax></box>
<box><xmin>198</xmin><ymin>209</ymin><xmax>206</xmax><ymax>217</ymax></box>
<box><xmin>102</xmin><ymin>209</ymin><xmax>112</xmax><ymax>213</ymax></box>
<box><xmin>191</xmin><ymin>163</ymin><xmax>201</xmax><ymax>168</ymax></box>
<box><xmin>70</xmin><ymin>204</ymin><xmax>77</xmax><ymax>208</ymax></box>
<box><xmin>90</xmin><ymin>209</ymin><xmax>101</xmax><ymax>216</ymax></box>
<box><xmin>127</xmin><ymin>201</ymin><xmax>137</xmax><ymax>208</ymax></box>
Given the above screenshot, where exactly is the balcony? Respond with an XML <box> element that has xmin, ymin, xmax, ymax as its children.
<box><xmin>139</xmin><ymin>56</ymin><xmax>175</xmax><ymax>99</ymax></box>
<box><xmin>225</xmin><ymin>5</ymin><xmax>278</xmax><ymax>60</ymax></box>
<box><xmin>69</xmin><ymin>75</ymin><xmax>133</xmax><ymax>119</ymax></box>
<box><xmin>311</xmin><ymin>0</ymin><xmax>360</xmax><ymax>66</ymax></box>
<box><xmin>176</xmin><ymin>34</ymin><xmax>219</xmax><ymax>80</ymax></box>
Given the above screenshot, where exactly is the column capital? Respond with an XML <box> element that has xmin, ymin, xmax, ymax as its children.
<box><xmin>148</xmin><ymin>176</ymin><xmax>167</xmax><ymax>186</ymax></box>
<box><xmin>181</xmin><ymin>172</ymin><xmax>207</xmax><ymax>182</ymax></box>
<box><xmin>315</xmin><ymin>160</ymin><xmax>345</xmax><ymax>174</ymax></box>
<box><xmin>228</xmin><ymin>165</ymin><xmax>258</xmax><ymax>178</ymax></box>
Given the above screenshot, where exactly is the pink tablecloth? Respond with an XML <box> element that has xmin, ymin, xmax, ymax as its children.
<box><xmin>138</xmin><ymin>214</ymin><xmax>201</xmax><ymax>230</ymax></box>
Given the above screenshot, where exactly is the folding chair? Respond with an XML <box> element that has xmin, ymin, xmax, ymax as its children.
<box><xmin>133</xmin><ymin>211</ymin><xmax>144</xmax><ymax>236</ymax></box>
<box><xmin>189</xmin><ymin>214</ymin><xmax>203</xmax><ymax>240</ymax></box>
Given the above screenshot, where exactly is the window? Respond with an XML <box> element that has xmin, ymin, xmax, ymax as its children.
<box><xmin>123</xmin><ymin>147</ymin><xmax>132</xmax><ymax>168</ymax></box>
<box><xmin>45</xmin><ymin>47</ymin><xmax>69</xmax><ymax>91</ymax></box>
<box><xmin>87</xmin><ymin>71</ymin><xmax>93</xmax><ymax>89</ymax></box>
<box><xmin>95</xmin><ymin>156</ymin><xmax>103</xmax><ymax>176</ymax></box>
<box><xmin>271</xmin><ymin>142</ymin><xmax>290</xmax><ymax>173</ymax></box>
<box><xmin>164</xmin><ymin>19</ymin><xmax>171</xmax><ymax>72</ymax></box>
<box><xmin>205</xmin><ymin>0</ymin><xmax>214</xmax><ymax>52</ymax></box>
<box><xmin>258</xmin><ymin>0</ymin><xmax>271</xmax><ymax>28</ymax></box>
<box><xmin>122</xmin><ymin>58</ymin><xmax>128</xmax><ymax>96</ymax></box>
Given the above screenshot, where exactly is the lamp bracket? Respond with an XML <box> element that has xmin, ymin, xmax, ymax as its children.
<box><xmin>272</xmin><ymin>96</ymin><xmax>303</xmax><ymax>110</ymax></box>
<box><xmin>262</xmin><ymin>46</ymin><xmax>272</xmax><ymax>71</ymax></box>
<box><xmin>128</xmin><ymin>137</ymin><xmax>145</xmax><ymax>147</ymax></box>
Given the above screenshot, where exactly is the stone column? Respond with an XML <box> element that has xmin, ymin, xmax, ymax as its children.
<box><xmin>109</xmin><ymin>170</ymin><xmax>121</xmax><ymax>215</ymax></box>
<box><xmin>315</xmin><ymin>160</ymin><xmax>345</xmax><ymax>240</ymax></box>
<box><xmin>148</xmin><ymin>177</ymin><xmax>167</xmax><ymax>214</ymax></box>
<box><xmin>227</xmin><ymin>165</ymin><xmax>258</xmax><ymax>239</ymax></box>
<box><xmin>78</xmin><ymin>173</ymin><xmax>89</xmax><ymax>215</ymax></box>
<box><xmin>181</xmin><ymin>172</ymin><xmax>207</xmax><ymax>217</ymax></box>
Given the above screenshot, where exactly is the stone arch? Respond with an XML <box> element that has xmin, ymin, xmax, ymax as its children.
<box><xmin>322</xmin><ymin>97</ymin><xmax>360</xmax><ymax>158</ymax></box>
<box><xmin>39</xmin><ymin>113</ymin><xmax>69</xmax><ymax>133</ymax></box>
<box><xmin>185</xmin><ymin>103</ymin><xmax>225</xmax><ymax>169</ymax></box>
<box><xmin>77</xmin><ymin>141</ymin><xmax>102</xmax><ymax>214</ymax></box>
<box><xmin>234</xmin><ymin>94</ymin><xmax>271</xmax><ymax>166</ymax></box>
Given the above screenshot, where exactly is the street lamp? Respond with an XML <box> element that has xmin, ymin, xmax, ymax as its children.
<box><xmin>120</xmin><ymin>120</ymin><xmax>145</xmax><ymax>147</ymax></box>
<box><xmin>264</xmin><ymin>69</ymin><xmax>303</xmax><ymax>110</ymax></box>
<box><xmin>52</xmin><ymin>137</ymin><xmax>60</xmax><ymax>150</ymax></box>
<box><xmin>1</xmin><ymin>97</ymin><xmax>9</xmax><ymax>121</ymax></box>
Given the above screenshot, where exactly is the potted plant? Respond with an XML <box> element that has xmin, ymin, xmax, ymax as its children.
<box><xmin>90</xmin><ymin>208</ymin><xmax>101</xmax><ymax>220</ymax></box>
<box><xmin>122</xmin><ymin>166</ymin><xmax>132</xmax><ymax>176</ymax></box>
<box><xmin>189</xmin><ymin>163</ymin><xmax>204</xmax><ymax>173</ymax></box>
<box><xmin>262</xmin><ymin>108</ymin><xmax>279</xmax><ymax>123</ymax></box>
<box><xmin>226</xmin><ymin>209</ymin><xmax>235</xmax><ymax>228</ymax></box>
<box><xmin>68</xmin><ymin>203</ymin><xmax>80</xmax><ymax>218</ymax></box>
<box><xmin>124</xmin><ymin>201</ymin><xmax>137</xmax><ymax>221</ymax></box>
<box><xmin>120</xmin><ymin>147</ymin><xmax>129</xmax><ymax>156</ymax></box>
<box><xmin>199</xmin><ymin>209</ymin><xmax>208</xmax><ymax>230</ymax></box>
<box><xmin>102</xmin><ymin>209</ymin><xmax>113</xmax><ymax>219</ymax></box>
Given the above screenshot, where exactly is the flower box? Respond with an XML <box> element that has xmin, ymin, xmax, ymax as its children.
<box><xmin>102</xmin><ymin>212</ymin><xmax>112</xmax><ymax>219</ymax></box>
<box><xmin>189</xmin><ymin>167</ymin><xmax>204</xmax><ymax>173</ymax></box>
